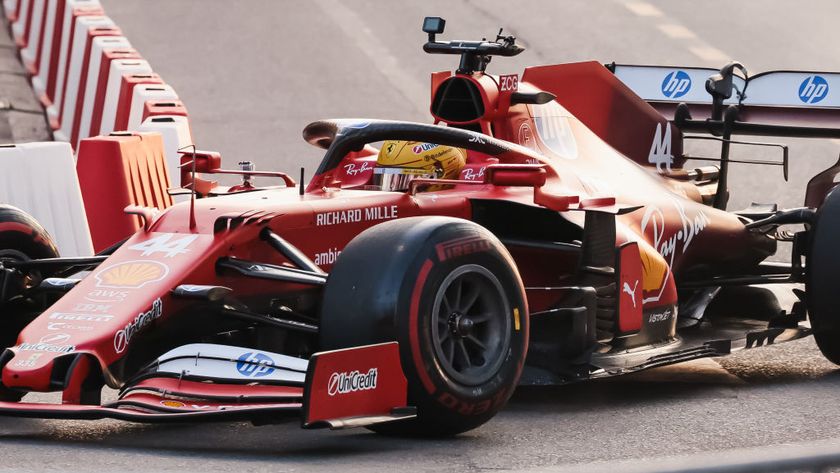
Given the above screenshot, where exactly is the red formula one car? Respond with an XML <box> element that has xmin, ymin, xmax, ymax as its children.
<box><xmin>1</xmin><ymin>17</ymin><xmax>840</xmax><ymax>436</ymax></box>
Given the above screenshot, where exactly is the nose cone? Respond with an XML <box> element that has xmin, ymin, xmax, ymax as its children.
<box><xmin>2</xmin><ymin>232</ymin><xmax>219</xmax><ymax>393</ymax></box>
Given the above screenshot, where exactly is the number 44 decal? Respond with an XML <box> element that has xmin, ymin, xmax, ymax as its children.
<box><xmin>128</xmin><ymin>234</ymin><xmax>199</xmax><ymax>258</ymax></box>
<box><xmin>648</xmin><ymin>122</ymin><xmax>673</xmax><ymax>173</ymax></box>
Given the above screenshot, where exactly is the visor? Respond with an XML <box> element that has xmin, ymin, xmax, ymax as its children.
<box><xmin>373</xmin><ymin>167</ymin><xmax>434</xmax><ymax>192</ymax></box>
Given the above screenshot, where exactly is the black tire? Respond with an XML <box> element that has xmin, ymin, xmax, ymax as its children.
<box><xmin>0</xmin><ymin>205</ymin><xmax>58</xmax><ymax>261</ymax></box>
<box><xmin>319</xmin><ymin>216</ymin><xmax>528</xmax><ymax>436</ymax></box>
<box><xmin>0</xmin><ymin>205</ymin><xmax>59</xmax><ymax>401</ymax></box>
<box><xmin>807</xmin><ymin>186</ymin><xmax>840</xmax><ymax>364</ymax></box>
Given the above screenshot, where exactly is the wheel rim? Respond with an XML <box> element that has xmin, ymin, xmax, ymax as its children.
<box><xmin>430</xmin><ymin>264</ymin><xmax>511</xmax><ymax>386</ymax></box>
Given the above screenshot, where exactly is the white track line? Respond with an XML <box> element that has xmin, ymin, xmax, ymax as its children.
<box><xmin>657</xmin><ymin>23</ymin><xmax>696</xmax><ymax>39</ymax></box>
<box><xmin>313</xmin><ymin>0</ymin><xmax>428</xmax><ymax>118</ymax></box>
<box><xmin>689</xmin><ymin>45</ymin><xmax>731</xmax><ymax>64</ymax></box>
<box><xmin>624</xmin><ymin>1</ymin><xmax>664</xmax><ymax>17</ymax></box>
<box><xmin>619</xmin><ymin>0</ymin><xmax>730</xmax><ymax>66</ymax></box>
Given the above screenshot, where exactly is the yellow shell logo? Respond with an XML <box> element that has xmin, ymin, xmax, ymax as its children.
<box><xmin>160</xmin><ymin>400</ymin><xmax>185</xmax><ymax>408</ymax></box>
<box><xmin>95</xmin><ymin>261</ymin><xmax>169</xmax><ymax>289</ymax></box>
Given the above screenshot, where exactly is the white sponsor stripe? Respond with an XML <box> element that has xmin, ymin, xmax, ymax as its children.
<box><xmin>624</xmin><ymin>1</ymin><xmax>663</xmax><ymax>16</ymax></box>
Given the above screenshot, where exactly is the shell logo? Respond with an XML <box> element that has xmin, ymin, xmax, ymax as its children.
<box><xmin>95</xmin><ymin>260</ymin><xmax>169</xmax><ymax>289</ymax></box>
<box><xmin>159</xmin><ymin>400</ymin><xmax>185</xmax><ymax>408</ymax></box>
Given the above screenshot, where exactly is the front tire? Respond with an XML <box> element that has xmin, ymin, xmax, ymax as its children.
<box><xmin>0</xmin><ymin>205</ymin><xmax>59</xmax><ymax>401</ymax></box>
<box><xmin>319</xmin><ymin>217</ymin><xmax>528</xmax><ymax>436</ymax></box>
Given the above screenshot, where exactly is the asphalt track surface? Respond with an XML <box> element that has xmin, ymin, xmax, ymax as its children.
<box><xmin>4</xmin><ymin>1</ymin><xmax>840</xmax><ymax>471</ymax></box>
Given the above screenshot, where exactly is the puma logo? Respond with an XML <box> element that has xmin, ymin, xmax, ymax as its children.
<box><xmin>623</xmin><ymin>280</ymin><xmax>639</xmax><ymax>308</ymax></box>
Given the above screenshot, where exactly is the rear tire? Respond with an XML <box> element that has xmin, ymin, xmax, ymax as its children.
<box><xmin>0</xmin><ymin>205</ymin><xmax>59</xmax><ymax>401</ymax></box>
<box><xmin>807</xmin><ymin>187</ymin><xmax>840</xmax><ymax>364</ymax></box>
<box><xmin>319</xmin><ymin>217</ymin><xmax>528</xmax><ymax>436</ymax></box>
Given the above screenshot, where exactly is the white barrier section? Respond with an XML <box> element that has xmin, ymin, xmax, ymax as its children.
<box><xmin>0</xmin><ymin>146</ymin><xmax>27</xmax><ymax>210</ymax></box>
<box><xmin>47</xmin><ymin>15</ymin><xmax>114</xmax><ymax>127</ymax></box>
<box><xmin>43</xmin><ymin>0</ymin><xmax>102</xmax><ymax>112</ymax></box>
<box><xmin>138</xmin><ymin>115</ymin><xmax>193</xmax><ymax>188</ymax></box>
<box><xmin>31</xmin><ymin>0</ymin><xmax>62</xmax><ymax>96</ymax></box>
<box><xmin>73</xmin><ymin>35</ymin><xmax>130</xmax><ymax>146</ymax></box>
<box><xmin>3</xmin><ymin>0</ymin><xmax>19</xmax><ymax>20</ymax></box>
<box><xmin>126</xmin><ymin>84</ymin><xmax>178</xmax><ymax>131</ymax></box>
<box><xmin>11</xmin><ymin>0</ymin><xmax>31</xmax><ymax>43</ymax></box>
<box><xmin>19</xmin><ymin>0</ymin><xmax>45</xmax><ymax>69</ymax></box>
<box><xmin>98</xmin><ymin>59</ymin><xmax>152</xmax><ymax>136</ymax></box>
<box><xmin>52</xmin><ymin>15</ymin><xmax>114</xmax><ymax>141</ymax></box>
<box><xmin>0</xmin><ymin>143</ymin><xmax>93</xmax><ymax>256</ymax></box>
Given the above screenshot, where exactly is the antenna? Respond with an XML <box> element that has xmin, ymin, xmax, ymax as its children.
<box><xmin>178</xmin><ymin>144</ymin><xmax>198</xmax><ymax>230</ymax></box>
<box><xmin>299</xmin><ymin>167</ymin><xmax>305</xmax><ymax>196</ymax></box>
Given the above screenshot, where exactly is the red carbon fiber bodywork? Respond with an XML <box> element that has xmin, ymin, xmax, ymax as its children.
<box><xmin>303</xmin><ymin>342</ymin><xmax>407</xmax><ymax>426</ymax></box>
<box><xmin>1</xmin><ymin>61</ymin><xmax>774</xmax><ymax>423</ymax></box>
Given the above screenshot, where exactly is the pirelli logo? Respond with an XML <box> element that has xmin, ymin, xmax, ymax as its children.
<box><xmin>435</xmin><ymin>235</ymin><xmax>492</xmax><ymax>262</ymax></box>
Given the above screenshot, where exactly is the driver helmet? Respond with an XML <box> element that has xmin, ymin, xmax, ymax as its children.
<box><xmin>374</xmin><ymin>141</ymin><xmax>467</xmax><ymax>192</ymax></box>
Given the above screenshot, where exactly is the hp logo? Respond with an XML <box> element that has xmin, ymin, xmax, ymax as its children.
<box><xmin>799</xmin><ymin>75</ymin><xmax>829</xmax><ymax>104</ymax></box>
<box><xmin>661</xmin><ymin>70</ymin><xmax>692</xmax><ymax>99</ymax></box>
<box><xmin>236</xmin><ymin>352</ymin><xmax>276</xmax><ymax>377</ymax></box>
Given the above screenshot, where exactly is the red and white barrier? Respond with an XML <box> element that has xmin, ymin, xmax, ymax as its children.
<box><xmin>76</xmin><ymin>132</ymin><xmax>173</xmax><ymax>252</ymax></box>
<box><xmin>142</xmin><ymin>99</ymin><xmax>187</xmax><ymax>122</ymax></box>
<box><xmin>99</xmin><ymin>68</ymin><xmax>153</xmax><ymax>135</ymax></box>
<box><xmin>84</xmin><ymin>53</ymin><xmax>145</xmax><ymax>140</ymax></box>
<box><xmin>109</xmin><ymin>73</ymin><xmax>163</xmax><ymax>133</ymax></box>
<box><xmin>125</xmin><ymin>83</ymin><xmax>178</xmax><ymax>132</ymax></box>
<box><xmin>30</xmin><ymin>0</ymin><xmax>58</xmax><ymax>97</ymax></box>
<box><xmin>38</xmin><ymin>1</ymin><xmax>102</xmax><ymax>108</ymax></box>
<box><xmin>2</xmin><ymin>0</ymin><xmax>199</xmax><ymax>259</ymax></box>
<box><xmin>4</xmin><ymin>0</ymin><xmax>21</xmax><ymax>21</ymax></box>
<box><xmin>69</xmin><ymin>35</ymin><xmax>132</xmax><ymax>146</ymax></box>
<box><xmin>0</xmin><ymin>142</ymin><xmax>93</xmax><ymax>256</ymax></box>
<box><xmin>138</xmin><ymin>115</ymin><xmax>193</xmax><ymax>187</ymax></box>
<box><xmin>46</xmin><ymin>11</ymin><xmax>108</xmax><ymax>127</ymax></box>
<box><xmin>10</xmin><ymin>0</ymin><xmax>32</xmax><ymax>45</ymax></box>
<box><xmin>26</xmin><ymin>0</ymin><xmax>57</xmax><ymax>78</ymax></box>
<box><xmin>52</xmin><ymin>16</ymin><xmax>120</xmax><ymax>142</ymax></box>
<box><xmin>19</xmin><ymin>0</ymin><xmax>46</xmax><ymax>71</ymax></box>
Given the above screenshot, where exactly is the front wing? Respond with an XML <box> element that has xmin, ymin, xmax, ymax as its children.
<box><xmin>0</xmin><ymin>342</ymin><xmax>415</xmax><ymax>429</ymax></box>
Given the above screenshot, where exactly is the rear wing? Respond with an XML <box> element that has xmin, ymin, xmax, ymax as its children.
<box><xmin>611</xmin><ymin>64</ymin><xmax>840</xmax><ymax>138</ymax></box>
<box><xmin>611</xmin><ymin>63</ymin><xmax>840</xmax><ymax>209</ymax></box>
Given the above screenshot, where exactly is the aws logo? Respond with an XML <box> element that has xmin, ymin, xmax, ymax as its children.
<box><xmin>799</xmin><ymin>75</ymin><xmax>829</xmax><ymax>104</ymax></box>
<box><xmin>661</xmin><ymin>70</ymin><xmax>691</xmax><ymax>99</ymax></box>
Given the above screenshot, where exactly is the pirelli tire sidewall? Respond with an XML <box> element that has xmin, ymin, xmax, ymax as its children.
<box><xmin>807</xmin><ymin>186</ymin><xmax>840</xmax><ymax>364</ymax></box>
<box><xmin>0</xmin><ymin>205</ymin><xmax>59</xmax><ymax>261</ymax></box>
<box><xmin>401</xmin><ymin>231</ymin><xmax>527</xmax><ymax>420</ymax></box>
<box><xmin>319</xmin><ymin>216</ymin><xmax>529</xmax><ymax>435</ymax></box>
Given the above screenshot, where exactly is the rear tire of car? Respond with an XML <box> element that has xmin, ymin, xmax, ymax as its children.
<box><xmin>807</xmin><ymin>187</ymin><xmax>840</xmax><ymax>364</ymax></box>
<box><xmin>319</xmin><ymin>216</ymin><xmax>528</xmax><ymax>437</ymax></box>
<box><xmin>0</xmin><ymin>205</ymin><xmax>59</xmax><ymax>401</ymax></box>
